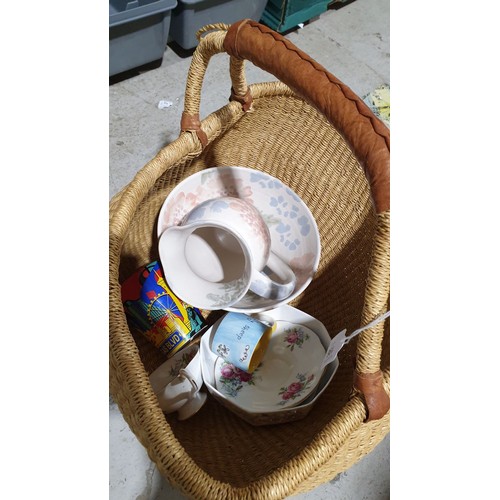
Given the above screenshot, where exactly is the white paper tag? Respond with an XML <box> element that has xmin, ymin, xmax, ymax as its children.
<box><xmin>320</xmin><ymin>329</ymin><xmax>348</xmax><ymax>370</ymax></box>
<box><xmin>320</xmin><ymin>311</ymin><xmax>390</xmax><ymax>370</ymax></box>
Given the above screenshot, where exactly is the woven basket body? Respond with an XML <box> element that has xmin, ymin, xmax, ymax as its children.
<box><xmin>110</xmin><ymin>20</ymin><xmax>390</xmax><ymax>499</ymax></box>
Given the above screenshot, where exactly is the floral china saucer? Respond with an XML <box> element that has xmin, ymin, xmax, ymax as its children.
<box><xmin>214</xmin><ymin>320</ymin><xmax>326</xmax><ymax>411</ymax></box>
<box><xmin>156</xmin><ymin>166</ymin><xmax>321</xmax><ymax>313</ymax></box>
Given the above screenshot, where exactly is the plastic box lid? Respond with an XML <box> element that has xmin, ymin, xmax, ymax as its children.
<box><xmin>110</xmin><ymin>0</ymin><xmax>177</xmax><ymax>27</ymax></box>
<box><xmin>175</xmin><ymin>0</ymin><xmax>224</xmax><ymax>4</ymax></box>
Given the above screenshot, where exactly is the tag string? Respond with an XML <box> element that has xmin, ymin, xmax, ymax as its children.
<box><xmin>320</xmin><ymin>310</ymin><xmax>391</xmax><ymax>370</ymax></box>
<box><xmin>345</xmin><ymin>310</ymin><xmax>391</xmax><ymax>344</ymax></box>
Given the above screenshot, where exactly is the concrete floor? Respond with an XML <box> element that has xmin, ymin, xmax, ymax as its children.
<box><xmin>109</xmin><ymin>0</ymin><xmax>389</xmax><ymax>498</ymax></box>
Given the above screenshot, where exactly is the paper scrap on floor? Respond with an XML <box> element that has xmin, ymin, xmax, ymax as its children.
<box><xmin>363</xmin><ymin>84</ymin><xmax>390</xmax><ymax>127</ymax></box>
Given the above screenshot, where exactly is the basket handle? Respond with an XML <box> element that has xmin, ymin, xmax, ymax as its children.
<box><xmin>223</xmin><ymin>19</ymin><xmax>389</xmax><ymax>214</ymax></box>
<box><xmin>180</xmin><ymin>25</ymin><xmax>251</xmax><ymax>148</ymax></box>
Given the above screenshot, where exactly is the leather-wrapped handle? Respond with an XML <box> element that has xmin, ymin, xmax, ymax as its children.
<box><xmin>224</xmin><ymin>19</ymin><xmax>390</xmax><ymax>214</ymax></box>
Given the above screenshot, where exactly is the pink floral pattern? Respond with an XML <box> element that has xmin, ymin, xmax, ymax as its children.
<box><xmin>283</xmin><ymin>326</ymin><xmax>310</xmax><ymax>351</ymax></box>
<box><xmin>201</xmin><ymin>172</ymin><xmax>253</xmax><ymax>202</ymax></box>
<box><xmin>163</xmin><ymin>191</ymin><xmax>202</xmax><ymax>227</ymax></box>
<box><xmin>289</xmin><ymin>252</ymin><xmax>317</xmax><ymax>288</ymax></box>
<box><xmin>161</xmin><ymin>172</ymin><xmax>255</xmax><ymax>229</ymax></box>
<box><xmin>278</xmin><ymin>373</ymin><xmax>315</xmax><ymax>405</ymax></box>
<box><xmin>229</xmin><ymin>200</ymin><xmax>270</xmax><ymax>248</ymax></box>
<box><xmin>218</xmin><ymin>362</ymin><xmax>260</xmax><ymax>398</ymax></box>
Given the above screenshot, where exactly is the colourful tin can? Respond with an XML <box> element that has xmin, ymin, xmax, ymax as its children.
<box><xmin>121</xmin><ymin>261</ymin><xmax>207</xmax><ymax>357</ymax></box>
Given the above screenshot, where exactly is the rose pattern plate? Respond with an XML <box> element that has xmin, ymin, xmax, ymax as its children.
<box><xmin>157</xmin><ymin>166</ymin><xmax>321</xmax><ymax>313</ymax></box>
<box><xmin>214</xmin><ymin>321</ymin><xmax>326</xmax><ymax>411</ymax></box>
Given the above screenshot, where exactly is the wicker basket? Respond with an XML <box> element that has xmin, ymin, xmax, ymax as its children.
<box><xmin>109</xmin><ymin>19</ymin><xmax>390</xmax><ymax>499</ymax></box>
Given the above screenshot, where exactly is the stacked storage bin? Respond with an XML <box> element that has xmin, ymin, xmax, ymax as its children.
<box><xmin>169</xmin><ymin>0</ymin><xmax>268</xmax><ymax>50</ymax></box>
<box><xmin>109</xmin><ymin>0</ymin><xmax>177</xmax><ymax>76</ymax></box>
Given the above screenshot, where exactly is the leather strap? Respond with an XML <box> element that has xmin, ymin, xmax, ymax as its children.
<box><xmin>180</xmin><ymin>111</ymin><xmax>208</xmax><ymax>148</ymax></box>
<box><xmin>353</xmin><ymin>370</ymin><xmax>390</xmax><ymax>421</ymax></box>
<box><xmin>230</xmin><ymin>87</ymin><xmax>253</xmax><ymax>111</ymax></box>
<box><xmin>224</xmin><ymin>20</ymin><xmax>390</xmax><ymax>214</ymax></box>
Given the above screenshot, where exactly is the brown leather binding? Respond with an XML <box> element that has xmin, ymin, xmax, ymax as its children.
<box><xmin>224</xmin><ymin>19</ymin><xmax>390</xmax><ymax>214</ymax></box>
<box><xmin>230</xmin><ymin>87</ymin><xmax>253</xmax><ymax>111</ymax></box>
<box><xmin>181</xmin><ymin>111</ymin><xmax>208</xmax><ymax>148</ymax></box>
<box><xmin>353</xmin><ymin>370</ymin><xmax>390</xmax><ymax>421</ymax></box>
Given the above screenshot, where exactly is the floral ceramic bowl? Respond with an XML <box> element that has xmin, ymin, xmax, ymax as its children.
<box><xmin>199</xmin><ymin>305</ymin><xmax>339</xmax><ymax>426</ymax></box>
<box><xmin>157</xmin><ymin>166</ymin><xmax>321</xmax><ymax>313</ymax></box>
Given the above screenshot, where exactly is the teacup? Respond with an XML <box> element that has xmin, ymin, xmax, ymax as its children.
<box><xmin>210</xmin><ymin>312</ymin><xmax>276</xmax><ymax>373</ymax></box>
<box><xmin>158</xmin><ymin>197</ymin><xmax>296</xmax><ymax>310</ymax></box>
<box><xmin>149</xmin><ymin>345</ymin><xmax>207</xmax><ymax>420</ymax></box>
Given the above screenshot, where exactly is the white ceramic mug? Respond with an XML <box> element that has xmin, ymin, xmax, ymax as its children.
<box><xmin>158</xmin><ymin>197</ymin><xmax>296</xmax><ymax>310</ymax></box>
<box><xmin>149</xmin><ymin>346</ymin><xmax>207</xmax><ymax>420</ymax></box>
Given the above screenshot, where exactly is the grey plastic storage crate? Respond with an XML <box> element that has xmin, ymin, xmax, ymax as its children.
<box><xmin>169</xmin><ymin>0</ymin><xmax>268</xmax><ymax>50</ymax></box>
<box><xmin>109</xmin><ymin>0</ymin><xmax>177</xmax><ymax>77</ymax></box>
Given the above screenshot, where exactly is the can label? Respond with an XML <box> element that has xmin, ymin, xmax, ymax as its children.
<box><xmin>121</xmin><ymin>261</ymin><xmax>207</xmax><ymax>357</ymax></box>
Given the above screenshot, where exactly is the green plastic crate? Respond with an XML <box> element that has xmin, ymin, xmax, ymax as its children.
<box><xmin>260</xmin><ymin>0</ymin><xmax>330</xmax><ymax>33</ymax></box>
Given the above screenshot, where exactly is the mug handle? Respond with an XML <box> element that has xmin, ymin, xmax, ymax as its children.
<box><xmin>157</xmin><ymin>352</ymin><xmax>203</xmax><ymax>413</ymax></box>
<box><xmin>249</xmin><ymin>251</ymin><xmax>296</xmax><ymax>300</ymax></box>
<box><xmin>177</xmin><ymin>392</ymin><xmax>208</xmax><ymax>420</ymax></box>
